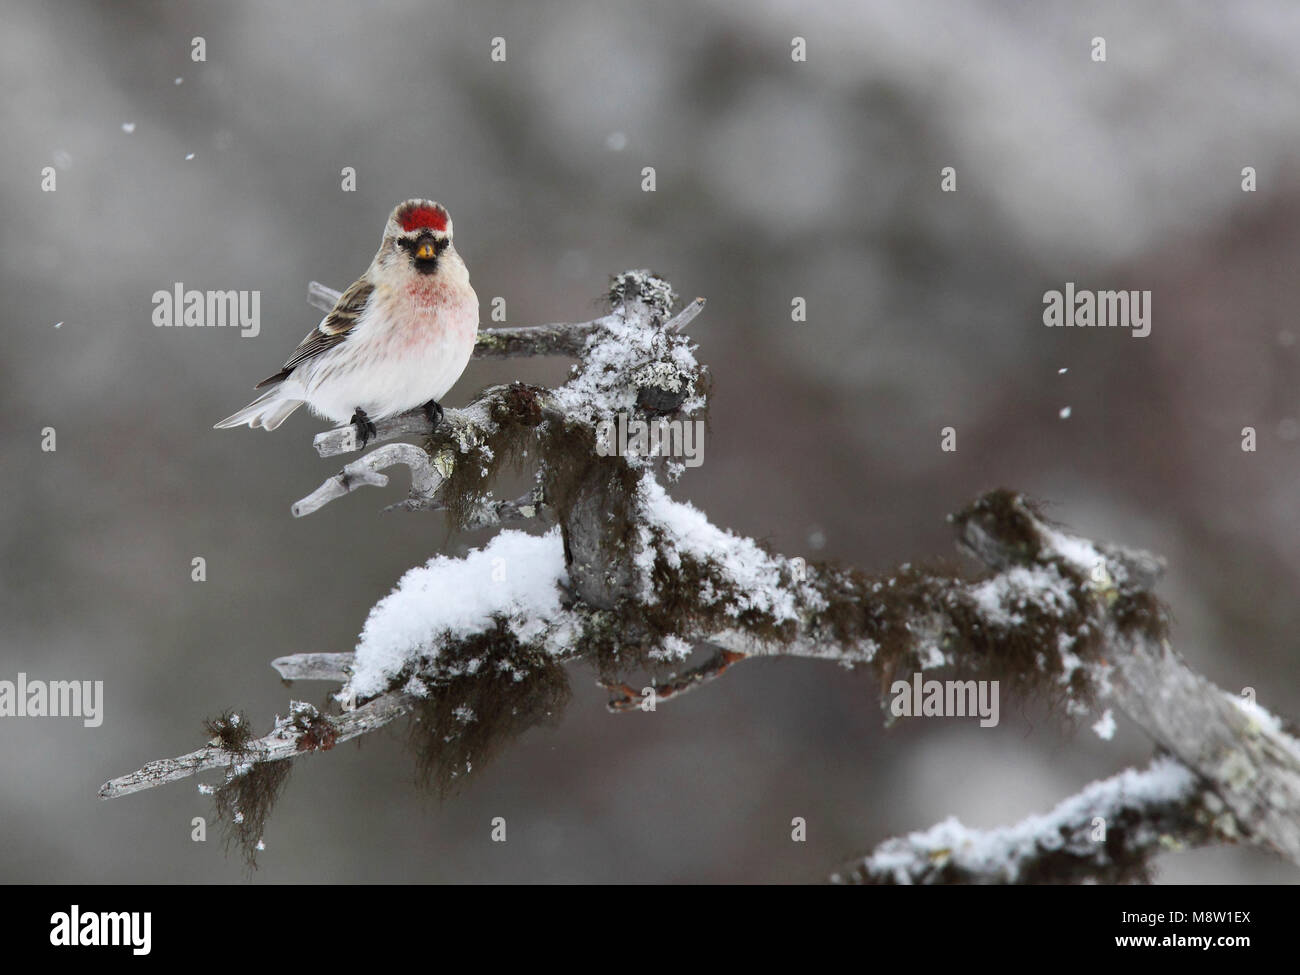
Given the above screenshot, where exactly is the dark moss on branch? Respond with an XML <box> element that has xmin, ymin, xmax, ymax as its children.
<box><xmin>292</xmin><ymin>707</ymin><xmax>339</xmax><ymax>752</ymax></box>
<box><xmin>203</xmin><ymin>710</ymin><xmax>255</xmax><ymax>755</ymax></box>
<box><xmin>435</xmin><ymin>382</ymin><xmax>548</xmax><ymax>531</ymax></box>
<box><xmin>1112</xmin><ymin>589</ymin><xmax>1170</xmax><ymax>642</ymax></box>
<box><xmin>805</xmin><ymin>555</ymin><xmax>1108</xmax><ymax>706</ymax></box>
<box><xmin>213</xmin><ymin>759</ymin><xmax>291</xmax><ymax>871</ymax></box>
<box><xmin>950</xmin><ymin>488</ymin><xmax>1048</xmax><ymax>566</ymax></box>
<box><xmin>405</xmin><ymin>622</ymin><xmax>571</xmax><ymax>798</ymax></box>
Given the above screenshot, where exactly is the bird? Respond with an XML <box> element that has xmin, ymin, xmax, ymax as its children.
<box><xmin>214</xmin><ymin>199</ymin><xmax>479</xmax><ymax>445</ymax></box>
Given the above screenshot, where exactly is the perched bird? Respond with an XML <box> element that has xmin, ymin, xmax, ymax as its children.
<box><xmin>214</xmin><ymin>199</ymin><xmax>479</xmax><ymax>444</ymax></box>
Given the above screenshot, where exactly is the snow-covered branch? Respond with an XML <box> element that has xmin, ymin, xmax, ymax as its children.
<box><xmin>831</xmin><ymin>757</ymin><xmax>1224</xmax><ymax>884</ymax></box>
<box><xmin>102</xmin><ymin>270</ymin><xmax>1299</xmax><ymax>882</ymax></box>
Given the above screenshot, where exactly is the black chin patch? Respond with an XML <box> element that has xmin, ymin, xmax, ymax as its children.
<box><xmin>413</xmin><ymin>257</ymin><xmax>439</xmax><ymax>275</ymax></box>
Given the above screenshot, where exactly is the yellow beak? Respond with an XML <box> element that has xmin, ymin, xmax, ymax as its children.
<box><xmin>415</xmin><ymin>242</ymin><xmax>436</xmax><ymax>260</ymax></box>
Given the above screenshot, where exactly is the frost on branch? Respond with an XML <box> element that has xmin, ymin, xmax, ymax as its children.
<box><xmin>100</xmin><ymin>271</ymin><xmax>1300</xmax><ymax>882</ymax></box>
<box><xmin>832</xmin><ymin>756</ymin><xmax>1226</xmax><ymax>885</ymax></box>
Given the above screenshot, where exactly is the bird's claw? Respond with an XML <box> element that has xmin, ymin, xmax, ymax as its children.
<box><xmin>422</xmin><ymin>399</ymin><xmax>444</xmax><ymax>430</ymax></box>
<box><xmin>350</xmin><ymin>407</ymin><xmax>378</xmax><ymax>448</ymax></box>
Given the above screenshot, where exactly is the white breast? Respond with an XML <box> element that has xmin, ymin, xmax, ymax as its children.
<box><xmin>298</xmin><ymin>282</ymin><xmax>479</xmax><ymax>424</ymax></box>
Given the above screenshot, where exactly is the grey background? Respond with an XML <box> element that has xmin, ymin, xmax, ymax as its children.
<box><xmin>1</xmin><ymin>0</ymin><xmax>1297</xmax><ymax>882</ymax></box>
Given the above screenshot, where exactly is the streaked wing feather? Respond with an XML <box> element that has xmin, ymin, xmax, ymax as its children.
<box><xmin>254</xmin><ymin>280</ymin><xmax>375</xmax><ymax>388</ymax></box>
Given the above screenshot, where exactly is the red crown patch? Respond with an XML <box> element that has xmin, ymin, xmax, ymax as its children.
<box><xmin>397</xmin><ymin>203</ymin><xmax>449</xmax><ymax>233</ymax></box>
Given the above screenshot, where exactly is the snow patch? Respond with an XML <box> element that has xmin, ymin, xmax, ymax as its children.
<box><xmin>348</xmin><ymin>528</ymin><xmax>567</xmax><ymax>699</ymax></box>
<box><xmin>636</xmin><ymin>476</ymin><xmax>809</xmax><ymax>622</ymax></box>
<box><xmin>856</xmin><ymin>757</ymin><xmax>1196</xmax><ymax>883</ymax></box>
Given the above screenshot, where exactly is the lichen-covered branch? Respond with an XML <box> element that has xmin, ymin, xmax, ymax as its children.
<box><xmin>97</xmin><ymin>694</ymin><xmax>413</xmax><ymax>800</ymax></box>
<box><xmin>619</xmin><ymin>482</ymin><xmax>1300</xmax><ymax>868</ymax></box>
<box><xmin>831</xmin><ymin>756</ymin><xmax>1228</xmax><ymax>884</ymax></box>
<box><xmin>102</xmin><ymin>270</ymin><xmax>1299</xmax><ymax>884</ymax></box>
<box><xmin>299</xmin><ymin>382</ymin><xmax>556</xmax><ymax>518</ymax></box>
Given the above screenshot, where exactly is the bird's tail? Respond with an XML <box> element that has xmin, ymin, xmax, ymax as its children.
<box><xmin>213</xmin><ymin>387</ymin><xmax>304</xmax><ymax>431</ymax></box>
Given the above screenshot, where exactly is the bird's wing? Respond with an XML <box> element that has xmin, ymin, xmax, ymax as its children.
<box><xmin>255</xmin><ymin>279</ymin><xmax>376</xmax><ymax>388</ymax></box>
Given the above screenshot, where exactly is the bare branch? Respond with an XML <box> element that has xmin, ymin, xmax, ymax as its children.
<box><xmin>385</xmin><ymin>489</ymin><xmax>542</xmax><ymax>528</ymax></box>
<box><xmin>311</xmin><ymin>411</ymin><xmax>437</xmax><ymax>459</ymax></box>
<box><xmin>472</xmin><ymin>321</ymin><xmax>606</xmax><ymax>359</ymax></box>
<box><xmin>310</xmin><ymin>382</ymin><xmax>554</xmax><ymax>459</ymax></box>
<box><xmin>97</xmin><ymin>693</ymin><xmax>414</xmax><ymax>800</ymax></box>
<box><xmin>292</xmin><ymin>442</ymin><xmax>439</xmax><ymax>518</ymax></box>
<box><xmin>666</xmin><ymin>296</ymin><xmax>706</xmax><ymax>333</ymax></box>
<box><xmin>1107</xmin><ymin>629</ymin><xmax>1300</xmax><ymax>862</ymax></box>
<box><xmin>306</xmin><ymin>280</ymin><xmax>342</xmax><ymax>315</ymax></box>
<box><xmin>603</xmin><ymin>645</ymin><xmax>745</xmax><ymax>712</ymax></box>
<box><xmin>271</xmin><ymin>652</ymin><xmax>354</xmax><ymax>682</ymax></box>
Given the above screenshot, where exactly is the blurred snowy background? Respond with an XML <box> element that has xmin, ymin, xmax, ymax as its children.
<box><xmin>1</xmin><ymin>0</ymin><xmax>1298</xmax><ymax>882</ymax></box>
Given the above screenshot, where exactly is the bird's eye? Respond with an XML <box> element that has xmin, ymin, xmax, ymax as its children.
<box><xmin>415</xmin><ymin>241</ymin><xmax>436</xmax><ymax>260</ymax></box>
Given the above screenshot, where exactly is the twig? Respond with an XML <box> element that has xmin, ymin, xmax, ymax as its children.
<box><xmin>98</xmin><ymin>693</ymin><xmax>414</xmax><ymax>800</ymax></box>
<box><xmin>291</xmin><ymin>442</ymin><xmax>438</xmax><ymax>518</ymax></box>
<box><xmin>666</xmin><ymin>297</ymin><xmax>706</xmax><ymax>333</ymax></box>
<box><xmin>310</xmin><ymin>383</ymin><xmax>550</xmax><ymax>458</ymax></box>
<box><xmin>603</xmin><ymin>646</ymin><xmax>746</xmax><ymax>712</ymax></box>
<box><xmin>271</xmin><ymin>652</ymin><xmax>354</xmax><ymax>682</ymax></box>
<box><xmin>301</xmin><ymin>383</ymin><xmax>556</xmax><ymax>516</ymax></box>
<box><xmin>385</xmin><ymin>489</ymin><xmax>542</xmax><ymax>527</ymax></box>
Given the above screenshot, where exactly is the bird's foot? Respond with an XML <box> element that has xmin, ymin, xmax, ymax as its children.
<box><xmin>422</xmin><ymin>399</ymin><xmax>444</xmax><ymax>431</ymax></box>
<box><xmin>349</xmin><ymin>407</ymin><xmax>378</xmax><ymax>448</ymax></box>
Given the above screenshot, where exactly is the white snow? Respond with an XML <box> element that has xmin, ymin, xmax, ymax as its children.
<box><xmin>1039</xmin><ymin>526</ymin><xmax>1103</xmax><ymax>578</ymax></box>
<box><xmin>1092</xmin><ymin>708</ymin><xmax>1116</xmax><ymax>740</ymax></box>
<box><xmin>649</xmin><ymin>634</ymin><xmax>694</xmax><ymax>661</ymax></box>
<box><xmin>550</xmin><ymin>279</ymin><xmax>706</xmax><ymax>439</ymax></box>
<box><xmin>635</xmin><ymin>476</ymin><xmax>811</xmax><ymax>622</ymax></box>
<box><xmin>855</xmin><ymin>756</ymin><xmax>1196</xmax><ymax>883</ymax></box>
<box><xmin>967</xmin><ymin>564</ymin><xmax>1075</xmax><ymax>628</ymax></box>
<box><xmin>1229</xmin><ymin>692</ymin><xmax>1300</xmax><ymax>760</ymax></box>
<box><xmin>347</xmin><ymin>528</ymin><xmax>567</xmax><ymax>699</ymax></box>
